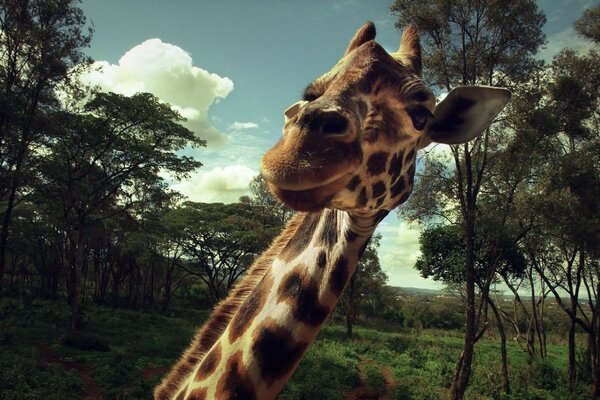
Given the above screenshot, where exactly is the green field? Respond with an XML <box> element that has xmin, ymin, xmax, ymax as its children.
<box><xmin>0</xmin><ymin>296</ymin><xmax>589</xmax><ymax>400</ymax></box>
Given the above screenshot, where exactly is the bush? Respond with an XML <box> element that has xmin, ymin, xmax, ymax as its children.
<box><xmin>0</xmin><ymin>346</ymin><xmax>83</xmax><ymax>399</ymax></box>
<box><xmin>529</xmin><ymin>358</ymin><xmax>562</xmax><ymax>391</ymax></box>
<box><xmin>0</xmin><ymin>323</ymin><xmax>15</xmax><ymax>345</ymax></box>
<box><xmin>387</xmin><ymin>335</ymin><xmax>417</xmax><ymax>354</ymax></box>
<box><xmin>61</xmin><ymin>331</ymin><xmax>110</xmax><ymax>352</ymax></box>
<box><xmin>576</xmin><ymin>347</ymin><xmax>591</xmax><ymax>384</ymax></box>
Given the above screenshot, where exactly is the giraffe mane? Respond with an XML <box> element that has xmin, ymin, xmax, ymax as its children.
<box><xmin>154</xmin><ymin>213</ymin><xmax>306</xmax><ymax>400</ymax></box>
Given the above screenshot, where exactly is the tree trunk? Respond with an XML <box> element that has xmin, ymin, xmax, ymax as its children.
<box><xmin>162</xmin><ymin>260</ymin><xmax>175</xmax><ymax>311</ymax></box>
<box><xmin>489</xmin><ymin>298</ymin><xmax>510</xmax><ymax>394</ymax></box>
<box><xmin>65</xmin><ymin>222</ymin><xmax>86</xmax><ymax>331</ymax></box>
<box><xmin>0</xmin><ymin>177</ymin><xmax>18</xmax><ymax>291</ymax></box>
<box><xmin>590</xmin><ymin>318</ymin><xmax>600</xmax><ymax>397</ymax></box>
<box><xmin>346</xmin><ymin>306</ymin><xmax>354</xmax><ymax>339</ymax></box>
<box><xmin>451</xmin><ymin>211</ymin><xmax>476</xmax><ymax>400</ymax></box>
<box><xmin>346</xmin><ymin>274</ymin><xmax>357</xmax><ymax>338</ymax></box>
<box><xmin>569</xmin><ymin>318</ymin><xmax>577</xmax><ymax>387</ymax></box>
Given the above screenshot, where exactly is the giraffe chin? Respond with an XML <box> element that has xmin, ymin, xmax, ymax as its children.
<box><xmin>267</xmin><ymin>174</ymin><xmax>352</xmax><ymax>212</ymax></box>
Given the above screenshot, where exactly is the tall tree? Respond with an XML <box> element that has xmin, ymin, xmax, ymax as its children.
<box><xmin>338</xmin><ymin>234</ymin><xmax>387</xmax><ymax>338</ymax></box>
<box><xmin>391</xmin><ymin>1</ymin><xmax>545</xmax><ymax>398</ymax></box>
<box><xmin>163</xmin><ymin>201</ymin><xmax>281</xmax><ymax>304</ymax></box>
<box><xmin>574</xmin><ymin>4</ymin><xmax>600</xmax><ymax>44</ymax></box>
<box><xmin>0</xmin><ymin>0</ymin><xmax>92</xmax><ymax>288</ymax></box>
<box><xmin>246</xmin><ymin>173</ymin><xmax>294</xmax><ymax>225</ymax></box>
<box><xmin>38</xmin><ymin>92</ymin><xmax>204</xmax><ymax>328</ymax></box>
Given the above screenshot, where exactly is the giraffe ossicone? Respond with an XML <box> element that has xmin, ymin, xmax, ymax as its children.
<box><xmin>155</xmin><ymin>21</ymin><xmax>510</xmax><ymax>400</ymax></box>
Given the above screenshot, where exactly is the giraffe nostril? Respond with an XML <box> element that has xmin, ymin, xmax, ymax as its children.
<box><xmin>320</xmin><ymin>111</ymin><xmax>348</xmax><ymax>135</ymax></box>
<box><xmin>309</xmin><ymin>110</ymin><xmax>348</xmax><ymax>136</ymax></box>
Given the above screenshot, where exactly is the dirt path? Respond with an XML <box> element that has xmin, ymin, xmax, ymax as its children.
<box><xmin>139</xmin><ymin>364</ymin><xmax>168</xmax><ymax>380</ymax></box>
<box><xmin>344</xmin><ymin>358</ymin><xmax>397</xmax><ymax>400</ymax></box>
<box><xmin>30</xmin><ymin>341</ymin><xmax>102</xmax><ymax>400</ymax></box>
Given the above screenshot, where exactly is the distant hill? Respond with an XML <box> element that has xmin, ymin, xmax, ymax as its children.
<box><xmin>388</xmin><ymin>286</ymin><xmax>442</xmax><ymax>297</ymax></box>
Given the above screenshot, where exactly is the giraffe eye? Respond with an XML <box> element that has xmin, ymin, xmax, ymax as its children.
<box><xmin>407</xmin><ymin>106</ymin><xmax>433</xmax><ymax>131</ymax></box>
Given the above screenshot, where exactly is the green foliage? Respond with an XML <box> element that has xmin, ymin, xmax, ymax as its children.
<box><xmin>163</xmin><ymin>201</ymin><xmax>282</xmax><ymax>303</ymax></box>
<box><xmin>391</xmin><ymin>0</ymin><xmax>546</xmax><ymax>87</ymax></box>
<box><xmin>61</xmin><ymin>331</ymin><xmax>110</xmax><ymax>352</ymax></box>
<box><xmin>338</xmin><ymin>234</ymin><xmax>389</xmax><ymax>335</ymax></box>
<box><xmin>415</xmin><ymin>224</ymin><xmax>526</xmax><ymax>285</ymax></box>
<box><xmin>247</xmin><ymin>173</ymin><xmax>294</xmax><ymax>224</ymax></box>
<box><xmin>0</xmin><ymin>344</ymin><xmax>83</xmax><ymax>400</ymax></box>
<box><xmin>0</xmin><ymin>297</ymin><xmax>590</xmax><ymax>400</ymax></box>
<box><xmin>574</xmin><ymin>4</ymin><xmax>600</xmax><ymax>43</ymax></box>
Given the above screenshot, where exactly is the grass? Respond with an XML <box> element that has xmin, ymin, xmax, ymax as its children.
<box><xmin>0</xmin><ymin>296</ymin><xmax>590</xmax><ymax>399</ymax></box>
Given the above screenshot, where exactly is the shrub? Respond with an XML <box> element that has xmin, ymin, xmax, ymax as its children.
<box><xmin>61</xmin><ymin>331</ymin><xmax>110</xmax><ymax>352</ymax></box>
<box><xmin>576</xmin><ymin>347</ymin><xmax>591</xmax><ymax>384</ymax></box>
<box><xmin>529</xmin><ymin>358</ymin><xmax>562</xmax><ymax>391</ymax></box>
<box><xmin>387</xmin><ymin>335</ymin><xmax>417</xmax><ymax>354</ymax></box>
<box><xmin>0</xmin><ymin>347</ymin><xmax>83</xmax><ymax>399</ymax></box>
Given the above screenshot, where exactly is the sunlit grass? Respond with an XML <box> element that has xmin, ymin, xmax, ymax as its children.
<box><xmin>0</xmin><ymin>297</ymin><xmax>586</xmax><ymax>400</ymax></box>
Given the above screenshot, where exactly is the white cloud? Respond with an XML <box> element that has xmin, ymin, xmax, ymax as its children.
<box><xmin>229</xmin><ymin>121</ymin><xmax>259</xmax><ymax>131</ymax></box>
<box><xmin>81</xmin><ymin>38</ymin><xmax>234</xmax><ymax>146</ymax></box>
<box><xmin>172</xmin><ymin>165</ymin><xmax>257</xmax><ymax>203</ymax></box>
<box><xmin>376</xmin><ymin>215</ymin><xmax>444</xmax><ymax>290</ymax></box>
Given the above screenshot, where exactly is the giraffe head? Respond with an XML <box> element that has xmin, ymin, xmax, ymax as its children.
<box><xmin>261</xmin><ymin>22</ymin><xmax>510</xmax><ymax>213</ymax></box>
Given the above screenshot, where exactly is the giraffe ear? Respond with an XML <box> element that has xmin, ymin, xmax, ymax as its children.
<box><xmin>392</xmin><ymin>25</ymin><xmax>422</xmax><ymax>75</ymax></box>
<box><xmin>424</xmin><ymin>86</ymin><xmax>511</xmax><ymax>146</ymax></box>
<box><xmin>344</xmin><ymin>21</ymin><xmax>376</xmax><ymax>56</ymax></box>
<box><xmin>284</xmin><ymin>101</ymin><xmax>308</xmax><ymax>124</ymax></box>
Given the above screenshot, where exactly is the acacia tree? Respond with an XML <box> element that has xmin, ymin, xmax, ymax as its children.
<box><xmin>414</xmin><ymin>223</ymin><xmax>526</xmax><ymax>393</ymax></box>
<box><xmin>338</xmin><ymin>234</ymin><xmax>387</xmax><ymax>338</ymax></box>
<box><xmin>37</xmin><ymin>92</ymin><xmax>204</xmax><ymax>329</ymax></box>
<box><xmin>245</xmin><ymin>173</ymin><xmax>294</xmax><ymax>225</ymax></box>
<box><xmin>575</xmin><ymin>4</ymin><xmax>600</xmax><ymax>44</ymax></box>
<box><xmin>484</xmin><ymin>7</ymin><xmax>599</xmax><ymax>393</ymax></box>
<box><xmin>391</xmin><ymin>1</ymin><xmax>545</xmax><ymax>397</ymax></box>
<box><xmin>525</xmin><ymin>25</ymin><xmax>599</xmax><ymax>390</ymax></box>
<box><xmin>0</xmin><ymin>0</ymin><xmax>92</xmax><ymax>288</ymax></box>
<box><xmin>163</xmin><ymin>201</ymin><xmax>281</xmax><ymax>304</ymax></box>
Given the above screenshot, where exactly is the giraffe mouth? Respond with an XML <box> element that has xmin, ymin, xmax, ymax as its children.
<box><xmin>267</xmin><ymin>173</ymin><xmax>353</xmax><ymax>212</ymax></box>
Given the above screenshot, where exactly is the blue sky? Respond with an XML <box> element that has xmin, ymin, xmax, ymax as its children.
<box><xmin>79</xmin><ymin>0</ymin><xmax>596</xmax><ymax>289</ymax></box>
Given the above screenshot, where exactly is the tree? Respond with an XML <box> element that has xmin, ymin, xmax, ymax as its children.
<box><xmin>391</xmin><ymin>1</ymin><xmax>546</xmax><ymax>397</ymax></box>
<box><xmin>338</xmin><ymin>234</ymin><xmax>387</xmax><ymax>337</ymax></box>
<box><xmin>575</xmin><ymin>4</ymin><xmax>600</xmax><ymax>44</ymax></box>
<box><xmin>245</xmin><ymin>173</ymin><xmax>294</xmax><ymax>225</ymax></box>
<box><xmin>487</xmin><ymin>18</ymin><xmax>600</xmax><ymax>393</ymax></box>
<box><xmin>164</xmin><ymin>201</ymin><xmax>281</xmax><ymax>304</ymax></box>
<box><xmin>0</xmin><ymin>0</ymin><xmax>92</xmax><ymax>289</ymax></box>
<box><xmin>37</xmin><ymin>91</ymin><xmax>204</xmax><ymax>328</ymax></box>
<box><xmin>415</xmin><ymin>223</ymin><xmax>526</xmax><ymax>393</ymax></box>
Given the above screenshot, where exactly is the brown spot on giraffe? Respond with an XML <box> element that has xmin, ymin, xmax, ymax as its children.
<box><xmin>366</xmin><ymin>151</ymin><xmax>388</xmax><ymax>176</ymax></box>
<box><xmin>372</xmin><ymin>181</ymin><xmax>386</xmax><ymax>198</ymax></box>
<box><xmin>187</xmin><ymin>388</ymin><xmax>207</xmax><ymax>400</ymax></box>
<box><xmin>278</xmin><ymin>269</ymin><xmax>330</xmax><ymax>326</ymax></box>
<box><xmin>280</xmin><ymin>213</ymin><xmax>320</xmax><ymax>262</ymax></box>
<box><xmin>215</xmin><ymin>351</ymin><xmax>256</xmax><ymax>400</ymax></box>
<box><xmin>252</xmin><ymin>321</ymin><xmax>309</xmax><ymax>385</ymax></box>
<box><xmin>195</xmin><ymin>343</ymin><xmax>221</xmax><ymax>381</ymax></box>
<box><xmin>319</xmin><ymin>210</ymin><xmax>339</xmax><ymax>247</ymax></box>
<box><xmin>329</xmin><ymin>256</ymin><xmax>350</xmax><ymax>296</ymax></box>
<box><xmin>388</xmin><ymin>151</ymin><xmax>403</xmax><ymax>182</ymax></box>
<box><xmin>346</xmin><ymin>175</ymin><xmax>361</xmax><ymax>192</ymax></box>
<box><xmin>317</xmin><ymin>250</ymin><xmax>327</xmax><ymax>269</ymax></box>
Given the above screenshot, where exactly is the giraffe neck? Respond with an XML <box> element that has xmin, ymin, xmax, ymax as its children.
<box><xmin>174</xmin><ymin>208</ymin><xmax>385</xmax><ymax>400</ymax></box>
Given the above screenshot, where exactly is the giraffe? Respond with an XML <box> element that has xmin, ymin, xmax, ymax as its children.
<box><xmin>154</xmin><ymin>22</ymin><xmax>511</xmax><ymax>400</ymax></box>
